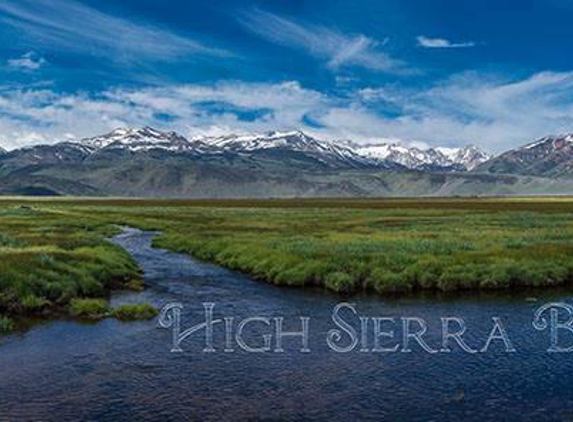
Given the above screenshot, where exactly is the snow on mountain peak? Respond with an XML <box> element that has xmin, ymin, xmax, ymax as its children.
<box><xmin>72</xmin><ymin>126</ymin><xmax>489</xmax><ymax>171</ymax></box>
<box><xmin>80</xmin><ymin>127</ymin><xmax>193</xmax><ymax>152</ymax></box>
<box><xmin>355</xmin><ymin>142</ymin><xmax>489</xmax><ymax>171</ymax></box>
<box><xmin>201</xmin><ymin>130</ymin><xmax>321</xmax><ymax>152</ymax></box>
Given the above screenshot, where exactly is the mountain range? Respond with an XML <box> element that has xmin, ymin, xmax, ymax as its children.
<box><xmin>1</xmin><ymin>127</ymin><xmax>573</xmax><ymax>197</ymax></box>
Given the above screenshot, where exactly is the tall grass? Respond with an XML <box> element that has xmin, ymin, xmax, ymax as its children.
<box><xmin>2</xmin><ymin>198</ymin><xmax>573</xmax><ymax>311</ymax></box>
<box><xmin>52</xmin><ymin>198</ymin><xmax>573</xmax><ymax>296</ymax></box>
<box><xmin>0</xmin><ymin>206</ymin><xmax>140</xmax><ymax>319</ymax></box>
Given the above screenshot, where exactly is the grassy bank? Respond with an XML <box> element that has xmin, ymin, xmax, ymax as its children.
<box><xmin>2</xmin><ymin>197</ymin><xmax>573</xmax><ymax>320</ymax></box>
<box><xmin>143</xmin><ymin>204</ymin><xmax>573</xmax><ymax>293</ymax></box>
<box><xmin>0</xmin><ymin>205</ymin><xmax>141</xmax><ymax>325</ymax></box>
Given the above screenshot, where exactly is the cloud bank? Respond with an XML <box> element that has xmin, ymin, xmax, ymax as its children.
<box><xmin>1</xmin><ymin>72</ymin><xmax>573</xmax><ymax>152</ymax></box>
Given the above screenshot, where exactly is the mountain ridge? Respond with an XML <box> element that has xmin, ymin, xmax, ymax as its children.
<box><xmin>1</xmin><ymin>126</ymin><xmax>573</xmax><ymax>198</ymax></box>
<box><xmin>73</xmin><ymin>126</ymin><xmax>489</xmax><ymax>172</ymax></box>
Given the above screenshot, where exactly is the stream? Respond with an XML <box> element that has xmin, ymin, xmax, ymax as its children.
<box><xmin>1</xmin><ymin>228</ymin><xmax>573</xmax><ymax>421</ymax></box>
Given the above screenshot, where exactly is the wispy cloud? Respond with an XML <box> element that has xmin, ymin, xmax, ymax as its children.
<box><xmin>238</xmin><ymin>9</ymin><xmax>405</xmax><ymax>73</ymax></box>
<box><xmin>7</xmin><ymin>51</ymin><xmax>46</xmax><ymax>70</ymax></box>
<box><xmin>355</xmin><ymin>71</ymin><xmax>573</xmax><ymax>151</ymax></box>
<box><xmin>1</xmin><ymin>72</ymin><xmax>573</xmax><ymax>153</ymax></box>
<box><xmin>417</xmin><ymin>35</ymin><xmax>476</xmax><ymax>49</ymax></box>
<box><xmin>0</xmin><ymin>0</ymin><xmax>229</xmax><ymax>62</ymax></box>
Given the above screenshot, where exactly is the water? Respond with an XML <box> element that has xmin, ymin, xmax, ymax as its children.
<box><xmin>1</xmin><ymin>228</ymin><xmax>573</xmax><ymax>421</ymax></box>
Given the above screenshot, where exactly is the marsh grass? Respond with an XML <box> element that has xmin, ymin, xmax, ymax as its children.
<box><xmin>68</xmin><ymin>299</ymin><xmax>158</xmax><ymax>321</ymax></box>
<box><xmin>0</xmin><ymin>206</ymin><xmax>140</xmax><ymax>318</ymax></box>
<box><xmin>2</xmin><ymin>198</ymin><xmax>573</xmax><ymax>309</ymax></box>
<box><xmin>132</xmin><ymin>202</ymin><xmax>573</xmax><ymax>295</ymax></box>
<box><xmin>69</xmin><ymin>298</ymin><xmax>110</xmax><ymax>320</ymax></box>
<box><xmin>112</xmin><ymin>303</ymin><xmax>158</xmax><ymax>321</ymax></box>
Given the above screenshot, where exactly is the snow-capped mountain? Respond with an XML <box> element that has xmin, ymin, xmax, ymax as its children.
<box><xmin>198</xmin><ymin>130</ymin><xmax>386</xmax><ymax>168</ymax></box>
<box><xmin>80</xmin><ymin>127</ymin><xmax>198</xmax><ymax>153</ymax></box>
<box><xmin>351</xmin><ymin>142</ymin><xmax>490</xmax><ymax>171</ymax></box>
<box><xmin>6</xmin><ymin>127</ymin><xmax>573</xmax><ymax>198</ymax></box>
<box><xmin>478</xmin><ymin>133</ymin><xmax>573</xmax><ymax>177</ymax></box>
<box><xmin>68</xmin><ymin>126</ymin><xmax>488</xmax><ymax>171</ymax></box>
<box><xmin>0</xmin><ymin>127</ymin><xmax>491</xmax><ymax>171</ymax></box>
<box><xmin>71</xmin><ymin>128</ymin><xmax>393</xmax><ymax>169</ymax></box>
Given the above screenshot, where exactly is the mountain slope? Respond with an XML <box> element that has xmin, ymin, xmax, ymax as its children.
<box><xmin>477</xmin><ymin>134</ymin><xmax>573</xmax><ymax>177</ymax></box>
<box><xmin>6</xmin><ymin>153</ymin><xmax>573</xmax><ymax>198</ymax></box>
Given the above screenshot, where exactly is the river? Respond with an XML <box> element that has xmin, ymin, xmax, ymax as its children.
<box><xmin>1</xmin><ymin>228</ymin><xmax>573</xmax><ymax>421</ymax></box>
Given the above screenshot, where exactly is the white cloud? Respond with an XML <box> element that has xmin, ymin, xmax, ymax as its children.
<box><xmin>1</xmin><ymin>72</ymin><xmax>573</xmax><ymax>153</ymax></box>
<box><xmin>7</xmin><ymin>51</ymin><xmax>46</xmax><ymax>70</ymax></box>
<box><xmin>238</xmin><ymin>9</ymin><xmax>405</xmax><ymax>73</ymax></box>
<box><xmin>0</xmin><ymin>0</ymin><xmax>228</xmax><ymax>62</ymax></box>
<box><xmin>417</xmin><ymin>35</ymin><xmax>476</xmax><ymax>48</ymax></box>
<box><xmin>0</xmin><ymin>82</ymin><xmax>328</xmax><ymax>149</ymax></box>
<box><xmin>354</xmin><ymin>71</ymin><xmax>573</xmax><ymax>151</ymax></box>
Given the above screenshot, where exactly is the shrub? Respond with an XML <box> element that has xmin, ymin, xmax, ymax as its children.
<box><xmin>69</xmin><ymin>298</ymin><xmax>110</xmax><ymax>320</ymax></box>
<box><xmin>112</xmin><ymin>303</ymin><xmax>158</xmax><ymax>321</ymax></box>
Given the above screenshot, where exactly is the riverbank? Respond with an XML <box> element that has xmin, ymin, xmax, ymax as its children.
<box><xmin>2</xmin><ymin>197</ymin><xmax>573</xmax><ymax>329</ymax></box>
<box><xmin>0</xmin><ymin>206</ymin><xmax>151</xmax><ymax>330</ymax></box>
<box><xmin>146</xmin><ymin>205</ymin><xmax>573</xmax><ymax>294</ymax></box>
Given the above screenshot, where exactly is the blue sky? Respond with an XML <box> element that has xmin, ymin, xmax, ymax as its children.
<box><xmin>1</xmin><ymin>0</ymin><xmax>573</xmax><ymax>151</ymax></box>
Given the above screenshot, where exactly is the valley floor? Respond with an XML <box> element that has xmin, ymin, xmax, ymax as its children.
<box><xmin>1</xmin><ymin>196</ymin><xmax>573</xmax><ymax>328</ymax></box>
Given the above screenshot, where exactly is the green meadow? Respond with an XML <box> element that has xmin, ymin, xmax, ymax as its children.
<box><xmin>2</xmin><ymin>197</ymin><xmax>573</xmax><ymax>328</ymax></box>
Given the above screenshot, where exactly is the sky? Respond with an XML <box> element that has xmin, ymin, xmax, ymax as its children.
<box><xmin>1</xmin><ymin>0</ymin><xmax>573</xmax><ymax>152</ymax></box>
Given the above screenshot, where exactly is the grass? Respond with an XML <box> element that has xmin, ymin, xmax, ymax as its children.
<box><xmin>68</xmin><ymin>298</ymin><xmax>158</xmax><ymax>321</ymax></box>
<box><xmin>69</xmin><ymin>298</ymin><xmax>110</xmax><ymax>320</ymax></box>
<box><xmin>112</xmin><ymin>303</ymin><xmax>159</xmax><ymax>321</ymax></box>
<box><xmin>2</xmin><ymin>197</ymin><xmax>573</xmax><ymax>320</ymax></box>
<box><xmin>138</xmin><ymin>203</ymin><xmax>573</xmax><ymax>294</ymax></box>
<box><xmin>0</xmin><ymin>205</ymin><xmax>145</xmax><ymax>322</ymax></box>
